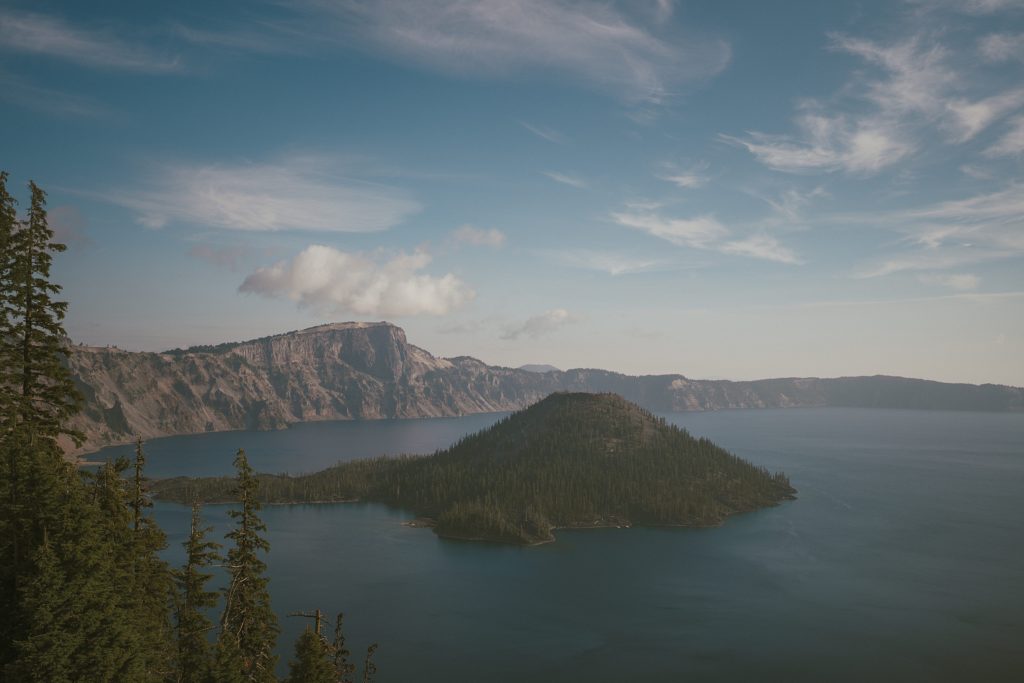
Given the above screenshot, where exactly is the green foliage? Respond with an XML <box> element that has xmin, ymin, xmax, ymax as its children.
<box><xmin>156</xmin><ymin>393</ymin><xmax>796</xmax><ymax>544</ymax></box>
<box><xmin>332</xmin><ymin>612</ymin><xmax>356</xmax><ymax>683</ymax></box>
<box><xmin>0</xmin><ymin>180</ymin><xmax>81</xmax><ymax>443</ymax></box>
<box><xmin>286</xmin><ymin>628</ymin><xmax>336</xmax><ymax>683</ymax></box>
<box><xmin>124</xmin><ymin>439</ymin><xmax>176</xmax><ymax>680</ymax></box>
<box><xmin>11</xmin><ymin>539</ymin><xmax>75</xmax><ymax>683</ymax></box>
<box><xmin>361</xmin><ymin>644</ymin><xmax>378</xmax><ymax>683</ymax></box>
<box><xmin>219</xmin><ymin>449</ymin><xmax>279</xmax><ymax>682</ymax></box>
<box><xmin>176</xmin><ymin>502</ymin><xmax>222</xmax><ymax>683</ymax></box>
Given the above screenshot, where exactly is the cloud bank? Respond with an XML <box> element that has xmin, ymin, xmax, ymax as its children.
<box><xmin>240</xmin><ymin>246</ymin><xmax>474</xmax><ymax>316</ymax></box>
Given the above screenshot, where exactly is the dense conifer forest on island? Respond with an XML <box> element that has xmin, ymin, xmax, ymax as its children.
<box><xmin>0</xmin><ymin>174</ymin><xmax>375</xmax><ymax>682</ymax></box>
<box><xmin>153</xmin><ymin>393</ymin><xmax>797</xmax><ymax>545</ymax></box>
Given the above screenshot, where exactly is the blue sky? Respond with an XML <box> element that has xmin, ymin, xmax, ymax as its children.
<box><xmin>1</xmin><ymin>0</ymin><xmax>1022</xmax><ymax>384</ymax></box>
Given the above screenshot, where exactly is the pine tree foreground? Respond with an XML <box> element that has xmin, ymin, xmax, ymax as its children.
<box><xmin>0</xmin><ymin>173</ymin><xmax>378</xmax><ymax>681</ymax></box>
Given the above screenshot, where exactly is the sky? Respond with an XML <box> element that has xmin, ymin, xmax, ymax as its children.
<box><xmin>1</xmin><ymin>0</ymin><xmax>1022</xmax><ymax>385</ymax></box>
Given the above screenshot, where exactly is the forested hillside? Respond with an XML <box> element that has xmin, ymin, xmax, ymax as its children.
<box><xmin>153</xmin><ymin>393</ymin><xmax>797</xmax><ymax>545</ymax></box>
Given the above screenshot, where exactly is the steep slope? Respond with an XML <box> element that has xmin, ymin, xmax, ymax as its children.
<box><xmin>65</xmin><ymin>321</ymin><xmax>1024</xmax><ymax>456</ymax></box>
<box><xmin>152</xmin><ymin>393</ymin><xmax>797</xmax><ymax>544</ymax></box>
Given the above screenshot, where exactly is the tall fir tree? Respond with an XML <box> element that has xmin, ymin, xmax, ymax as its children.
<box><xmin>0</xmin><ymin>177</ymin><xmax>84</xmax><ymax>674</ymax></box>
<box><xmin>332</xmin><ymin>612</ymin><xmax>356</xmax><ymax>683</ymax></box>
<box><xmin>0</xmin><ymin>171</ymin><xmax>16</xmax><ymax>424</ymax></box>
<box><xmin>128</xmin><ymin>438</ymin><xmax>175</xmax><ymax>681</ymax></box>
<box><xmin>9</xmin><ymin>536</ymin><xmax>76</xmax><ymax>683</ymax></box>
<box><xmin>286</xmin><ymin>628</ymin><xmax>336</xmax><ymax>683</ymax></box>
<box><xmin>2</xmin><ymin>180</ymin><xmax>81</xmax><ymax>440</ymax></box>
<box><xmin>361</xmin><ymin>644</ymin><xmax>379</xmax><ymax>683</ymax></box>
<box><xmin>218</xmin><ymin>449</ymin><xmax>279</xmax><ymax>682</ymax></box>
<box><xmin>176</xmin><ymin>501</ymin><xmax>222</xmax><ymax>683</ymax></box>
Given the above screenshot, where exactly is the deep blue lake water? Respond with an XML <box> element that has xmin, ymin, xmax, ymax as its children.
<box><xmin>98</xmin><ymin>408</ymin><xmax>1024</xmax><ymax>681</ymax></box>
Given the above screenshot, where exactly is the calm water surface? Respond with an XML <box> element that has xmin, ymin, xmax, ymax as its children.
<box><xmin>100</xmin><ymin>408</ymin><xmax>1024</xmax><ymax>681</ymax></box>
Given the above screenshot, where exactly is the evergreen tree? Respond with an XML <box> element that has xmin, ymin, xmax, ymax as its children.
<box><xmin>361</xmin><ymin>644</ymin><xmax>378</xmax><ymax>683</ymax></box>
<box><xmin>176</xmin><ymin>502</ymin><xmax>222</xmax><ymax>683</ymax></box>
<box><xmin>332</xmin><ymin>612</ymin><xmax>356</xmax><ymax>683</ymax></box>
<box><xmin>219</xmin><ymin>448</ymin><xmax>279</xmax><ymax>682</ymax></box>
<box><xmin>2</xmin><ymin>180</ymin><xmax>81</xmax><ymax>441</ymax></box>
<box><xmin>128</xmin><ymin>438</ymin><xmax>175</xmax><ymax>681</ymax></box>
<box><xmin>286</xmin><ymin>628</ymin><xmax>335</xmax><ymax>683</ymax></box>
<box><xmin>0</xmin><ymin>171</ymin><xmax>16</xmax><ymax>423</ymax></box>
<box><xmin>211</xmin><ymin>633</ymin><xmax>248</xmax><ymax>683</ymax></box>
<box><xmin>0</xmin><ymin>177</ymin><xmax>84</xmax><ymax>674</ymax></box>
<box><xmin>10</xmin><ymin>537</ymin><xmax>76</xmax><ymax>683</ymax></box>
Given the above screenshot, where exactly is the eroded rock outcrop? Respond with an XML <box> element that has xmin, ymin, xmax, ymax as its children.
<box><xmin>65</xmin><ymin>321</ymin><xmax>1024</xmax><ymax>456</ymax></box>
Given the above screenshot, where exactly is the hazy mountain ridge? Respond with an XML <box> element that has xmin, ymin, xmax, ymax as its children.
<box><xmin>65</xmin><ymin>322</ymin><xmax>1024</xmax><ymax>455</ymax></box>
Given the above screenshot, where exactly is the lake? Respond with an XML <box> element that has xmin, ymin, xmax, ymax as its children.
<box><xmin>97</xmin><ymin>407</ymin><xmax>1024</xmax><ymax>681</ymax></box>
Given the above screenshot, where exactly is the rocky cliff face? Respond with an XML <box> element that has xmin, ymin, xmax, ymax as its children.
<box><xmin>65</xmin><ymin>321</ymin><xmax>1024</xmax><ymax>456</ymax></box>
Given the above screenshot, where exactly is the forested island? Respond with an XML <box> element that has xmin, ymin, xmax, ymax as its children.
<box><xmin>152</xmin><ymin>393</ymin><xmax>797</xmax><ymax>544</ymax></box>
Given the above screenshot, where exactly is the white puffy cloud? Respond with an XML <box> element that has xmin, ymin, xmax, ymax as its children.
<box><xmin>451</xmin><ymin>225</ymin><xmax>506</xmax><ymax>247</ymax></box>
<box><xmin>501</xmin><ymin>308</ymin><xmax>576</xmax><ymax>340</ymax></box>
<box><xmin>239</xmin><ymin>245</ymin><xmax>474</xmax><ymax>316</ymax></box>
<box><xmin>105</xmin><ymin>156</ymin><xmax>420</xmax><ymax>233</ymax></box>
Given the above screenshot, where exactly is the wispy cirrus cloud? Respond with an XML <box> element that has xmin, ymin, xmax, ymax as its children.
<box><xmin>720</xmin><ymin>234</ymin><xmax>803</xmax><ymax>264</ymax></box>
<box><xmin>543</xmin><ymin>171</ymin><xmax>588</xmax><ymax>189</ymax></box>
<box><xmin>985</xmin><ymin>115</ymin><xmax>1024</xmax><ymax>157</ymax></box>
<box><xmin>658</xmin><ymin>161</ymin><xmax>710</xmax><ymax>189</ymax></box>
<box><xmin>612</xmin><ymin>209</ymin><xmax>801</xmax><ymax>264</ymax></box>
<box><xmin>724</xmin><ymin>33</ymin><xmax>1024</xmax><ymax>174</ymax></box>
<box><xmin>540</xmin><ymin>249</ymin><xmax>667</xmax><ymax>276</ymax></box>
<box><xmin>520</xmin><ymin>121</ymin><xmax>565</xmax><ymax>144</ymax></box>
<box><xmin>501</xmin><ymin>308</ymin><xmax>577</xmax><ymax>340</ymax></box>
<box><xmin>0</xmin><ymin>71</ymin><xmax>110</xmax><ymax>118</ymax></box>
<box><xmin>299</xmin><ymin>0</ymin><xmax>730</xmax><ymax>102</ymax></box>
<box><xmin>240</xmin><ymin>246</ymin><xmax>474</xmax><ymax>316</ymax></box>
<box><xmin>909</xmin><ymin>0</ymin><xmax>1024</xmax><ymax>15</ymax></box>
<box><xmin>850</xmin><ymin>185</ymin><xmax>1024</xmax><ymax>277</ymax></box>
<box><xmin>918</xmin><ymin>273</ymin><xmax>980</xmax><ymax>291</ymax></box>
<box><xmin>99</xmin><ymin>156</ymin><xmax>420</xmax><ymax>232</ymax></box>
<box><xmin>451</xmin><ymin>225</ymin><xmax>506</xmax><ymax>247</ymax></box>
<box><xmin>0</xmin><ymin>10</ymin><xmax>180</xmax><ymax>72</ymax></box>
<box><xmin>612</xmin><ymin>210</ymin><xmax>728</xmax><ymax>249</ymax></box>
<box><xmin>979</xmin><ymin>32</ymin><xmax>1024</xmax><ymax>62</ymax></box>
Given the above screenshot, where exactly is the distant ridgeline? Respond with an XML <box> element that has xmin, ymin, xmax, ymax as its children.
<box><xmin>65</xmin><ymin>321</ymin><xmax>1024</xmax><ymax>457</ymax></box>
<box><xmin>152</xmin><ymin>393</ymin><xmax>797</xmax><ymax>545</ymax></box>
